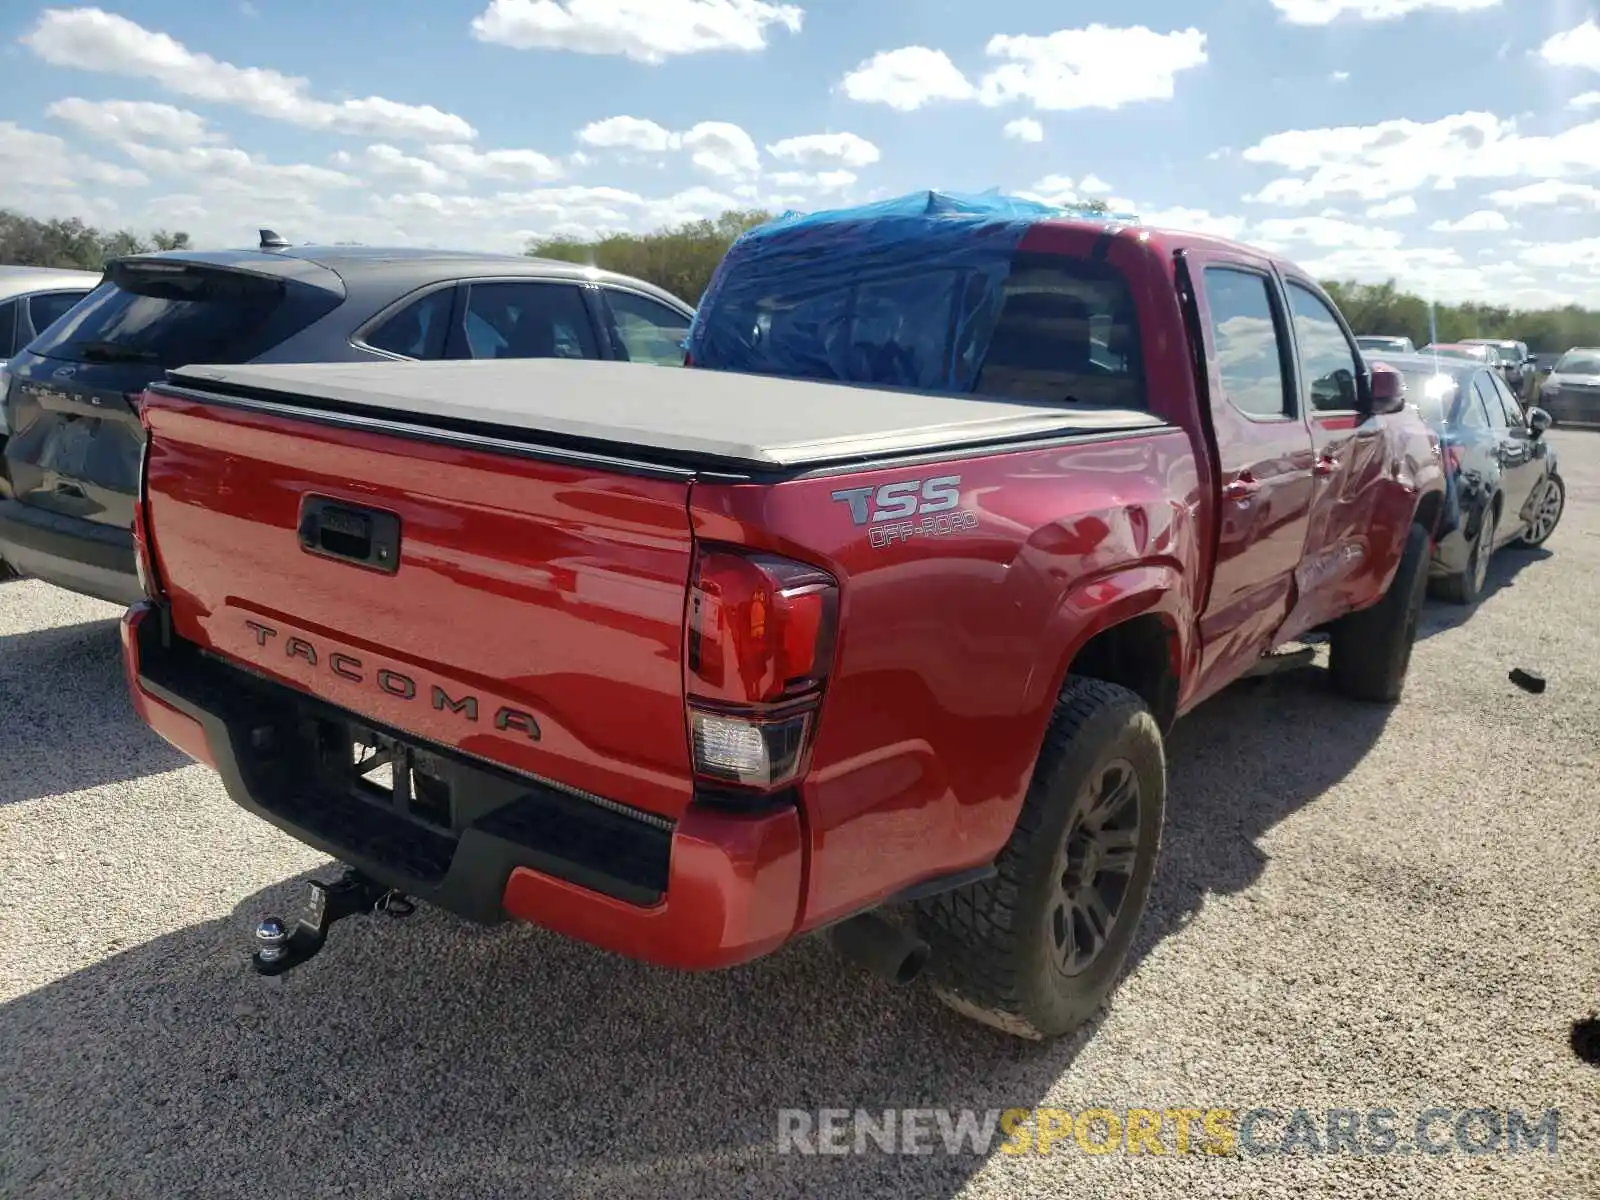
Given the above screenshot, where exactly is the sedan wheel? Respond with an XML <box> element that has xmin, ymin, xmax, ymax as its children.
<box><xmin>1517</xmin><ymin>475</ymin><xmax>1565</xmax><ymax>547</ymax></box>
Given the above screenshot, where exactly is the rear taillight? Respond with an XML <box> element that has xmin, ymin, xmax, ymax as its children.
<box><xmin>685</xmin><ymin>546</ymin><xmax>839</xmax><ymax>792</ymax></box>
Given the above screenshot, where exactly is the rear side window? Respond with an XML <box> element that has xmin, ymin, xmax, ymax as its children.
<box><xmin>365</xmin><ymin>287</ymin><xmax>454</xmax><ymax>359</ymax></box>
<box><xmin>1286</xmin><ymin>283</ymin><xmax>1362</xmax><ymax>412</ymax></box>
<box><xmin>26</xmin><ymin>291</ymin><xmax>89</xmax><ymax>339</ymax></box>
<box><xmin>604</xmin><ymin>290</ymin><xmax>690</xmax><ymax>366</ymax></box>
<box><xmin>1202</xmin><ymin>267</ymin><xmax>1292</xmax><ymax>418</ymax></box>
<box><xmin>27</xmin><ymin>263</ymin><xmax>342</xmax><ymax>368</ymax></box>
<box><xmin>1475</xmin><ymin>375</ymin><xmax>1508</xmax><ymax>430</ymax></box>
<box><xmin>974</xmin><ymin>258</ymin><xmax>1145</xmax><ymax>409</ymax></box>
<box><xmin>1398</xmin><ymin>370</ymin><xmax>1461</xmax><ymax>426</ymax></box>
<box><xmin>453</xmin><ymin>282</ymin><xmax>597</xmax><ymax>361</ymax></box>
<box><xmin>0</xmin><ymin>298</ymin><xmax>17</xmax><ymax>358</ymax></box>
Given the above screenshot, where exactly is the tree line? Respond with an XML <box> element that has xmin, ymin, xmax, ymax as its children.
<box><xmin>5</xmin><ymin>206</ymin><xmax>1595</xmax><ymax>352</ymax></box>
<box><xmin>0</xmin><ymin>210</ymin><xmax>188</xmax><ymax>271</ymax></box>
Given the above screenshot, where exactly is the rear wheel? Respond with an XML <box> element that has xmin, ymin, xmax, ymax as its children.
<box><xmin>1329</xmin><ymin>521</ymin><xmax>1431</xmax><ymax>702</ymax></box>
<box><xmin>915</xmin><ymin>677</ymin><xmax>1165</xmax><ymax>1040</ymax></box>
<box><xmin>1434</xmin><ymin>504</ymin><xmax>1497</xmax><ymax>606</ymax></box>
<box><xmin>1515</xmin><ymin>474</ymin><xmax>1563</xmax><ymax>548</ymax></box>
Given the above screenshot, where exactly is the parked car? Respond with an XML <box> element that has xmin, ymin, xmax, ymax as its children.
<box><xmin>1356</xmin><ymin>334</ymin><xmax>1415</xmax><ymax>354</ymax></box>
<box><xmin>1538</xmin><ymin>346</ymin><xmax>1600</xmax><ymax>428</ymax></box>
<box><xmin>1422</xmin><ymin>341</ymin><xmax>1501</xmax><ymax>368</ymax></box>
<box><xmin>121</xmin><ymin>193</ymin><xmax>1445</xmax><ymax>1040</ymax></box>
<box><xmin>0</xmin><ymin>234</ymin><xmax>695</xmax><ymax>606</ymax></box>
<box><xmin>1370</xmin><ymin>352</ymin><xmax>1563</xmax><ymax>604</ymax></box>
<box><xmin>1461</xmin><ymin>337</ymin><xmax>1535</xmax><ymax>398</ymax></box>
<box><xmin>0</xmin><ymin>265</ymin><xmax>101</xmax><ymax>498</ymax></box>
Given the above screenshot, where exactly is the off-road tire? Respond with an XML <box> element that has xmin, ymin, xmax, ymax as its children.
<box><xmin>1433</xmin><ymin>503</ymin><xmax>1496</xmax><ymax>606</ymax></box>
<box><xmin>914</xmin><ymin>677</ymin><xmax>1166</xmax><ymax>1040</ymax></box>
<box><xmin>1329</xmin><ymin>521</ymin><xmax>1431</xmax><ymax>702</ymax></box>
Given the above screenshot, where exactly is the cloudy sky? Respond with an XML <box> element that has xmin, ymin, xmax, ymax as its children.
<box><xmin>2</xmin><ymin>1</ymin><xmax>1598</xmax><ymax>306</ymax></box>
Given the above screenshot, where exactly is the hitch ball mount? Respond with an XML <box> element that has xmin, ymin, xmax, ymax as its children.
<box><xmin>253</xmin><ymin>868</ymin><xmax>414</xmax><ymax>976</ymax></box>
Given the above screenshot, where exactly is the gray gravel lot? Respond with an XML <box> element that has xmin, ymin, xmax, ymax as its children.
<box><xmin>3</xmin><ymin>433</ymin><xmax>1598</xmax><ymax>1200</ymax></box>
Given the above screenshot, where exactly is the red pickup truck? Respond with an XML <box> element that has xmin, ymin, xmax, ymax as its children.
<box><xmin>121</xmin><ymin>201</ymin><xmax>1445</xmax><ymax>1039</ymax></box>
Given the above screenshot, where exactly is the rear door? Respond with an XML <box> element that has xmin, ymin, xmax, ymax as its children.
<box><xmin>1449</xmin><ymin>373</ymin><xmax>1499</xmax><ymax>521</ymax></box>
<box><xmin>1277</xmin><ymin>277</ymin><xmax>1388</xmax><ymax>635</ymax></box>
<box><xmin>596</xmin><ymin>287</ymin><xmax>693</xmax><ymax>366</ymax></box>
<box><xmin>1185</xmin><ymin>253</ymin><xmax>1316</xmax><ymax>688</ymax></box>
<box><xmin>1485</xmin><ymin>370</ymin><xmax>1543</xmax><ymax>521</ymax></box>
<box><xmin>445</xmin><ymin>280</ymin><xmax>600</xmax><ymax>361</ymax></box>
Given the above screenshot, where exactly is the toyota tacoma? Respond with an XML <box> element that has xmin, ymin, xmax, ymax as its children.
<box><xmin>121</xmin><ymin>193</ymin><xmax>1445</xmax><ymax>1038</ymax></box>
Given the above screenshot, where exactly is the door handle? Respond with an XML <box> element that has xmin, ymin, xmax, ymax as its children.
<box><xmin>1222</xmin><ymin>475</ymin><xmax>1259</xmax><ymax>501</ymax></box>
<box><xmin>1313</xmin><ymin>455</ymin><xmax>1339</xmax><ymax>477</ymax></box>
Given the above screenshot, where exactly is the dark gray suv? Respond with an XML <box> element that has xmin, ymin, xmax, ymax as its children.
<box><xmin>0</xmin><ymin>237</ymin><xmax>695</xmax><ymax>605</ymax></box>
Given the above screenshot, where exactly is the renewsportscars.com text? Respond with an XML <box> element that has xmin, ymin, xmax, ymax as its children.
<box><xmin>776</xmin><ymin>1106</ymin><xmax>1561</xmax><ymax>1157</ymax></box>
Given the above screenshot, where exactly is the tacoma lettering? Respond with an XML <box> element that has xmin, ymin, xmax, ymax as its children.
<box><xmin>240</xmin><ymin>620</ymin><xmax>537</xmax><ymax>740</ymax></box>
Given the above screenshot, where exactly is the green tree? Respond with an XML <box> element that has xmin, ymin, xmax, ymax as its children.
<box><xmin>528</xmin><ymin>209</ymin><xmax>774</xmax><ymax>306</ymax></box>
<box><xmin>0</xmin><ymin>210</ymin><xmax>192</xmax><ymax>271</ymax></box>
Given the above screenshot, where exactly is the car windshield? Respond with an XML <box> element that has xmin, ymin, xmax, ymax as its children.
<box><xmin>1553</xmin><ymin>351</ymin><xmax>1600</xmax><ymax>374</ymax></box>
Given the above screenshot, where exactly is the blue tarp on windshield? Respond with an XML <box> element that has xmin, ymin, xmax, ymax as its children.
<box><xmin>686</xmin><ymin>190</ymin><xmax>1112</xmax><ymax>394</ymax></box>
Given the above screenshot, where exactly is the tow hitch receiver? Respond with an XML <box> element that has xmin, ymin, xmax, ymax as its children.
<box><xmin>252</xmin><ymin>868</ymin><xmax>414</xmax><ymax>976</ymax></box>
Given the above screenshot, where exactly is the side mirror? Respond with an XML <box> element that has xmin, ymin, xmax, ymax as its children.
<box><xmin>1366</xmin><ymin>363</ymin><xmax>1407</xmax><ymax>415</ymax></box>
<box><xmin>1527</xmin><ymin>407</ymin><xmax>1553</xmax><ymax>437</ymax></box>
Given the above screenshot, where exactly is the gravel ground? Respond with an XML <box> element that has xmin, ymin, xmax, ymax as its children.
<box><xmin>2</xmin><ymin>433</ymin><xmax>1597</xmax><ymax>1200</ymax></box>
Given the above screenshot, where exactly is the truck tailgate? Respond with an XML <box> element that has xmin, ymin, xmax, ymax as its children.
<box><xmin>138</xmin><ymin>387</ymin><xmax>697</xmax><ymax>821</ymax></box>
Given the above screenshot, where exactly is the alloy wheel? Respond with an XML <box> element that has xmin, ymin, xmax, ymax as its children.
<box><xmin>1526</xmin><ymin>479</ymin><xmax>1563</xmax><ymax>544</ymax></box>
<box><xmin>1051</xmin><ymin>759</ymin><xmax>1141</xmax><ymax>977</ymax></box>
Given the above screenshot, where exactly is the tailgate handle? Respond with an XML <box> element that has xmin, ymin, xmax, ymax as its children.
<box><xmin>297</xmin><ymin>496</ymin><xmax>401</xmax><ymax>574</ymax></box>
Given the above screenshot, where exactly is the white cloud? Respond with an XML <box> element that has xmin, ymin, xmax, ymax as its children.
<box><xmin>1270</xmin><ymin>0</ymin><xmax>1501</xmax><ymax>25</ymax></box>
<box><xmin>124</xmin><ymin>143</ymin><xmax>358</xmax><ymax>197</ymax></box>
<box><xmin>1078</xmin><ymin>174</ymin><xmax>1112</xmax><ymax>194</ymax></box>
<box><xmin>423</xmin><ymin>142</ymin><xmax>564</xmax><ymax>182</ymax></box>
<box><xmin>334</xmin><ymin>145</ymin><xmax>452</xmax><ymax>189</ymax></box>
<box><xmin>574</xmin><ymin>117</ymin><xmax>776</xmax><ymax>180</ymax></box>
<box><xmin>678</xmin><ymin>122</ymin><xmax>761</xmax><ymax>179</ymax></box>
<box><xmin>45</xmin><ymin>97</ymin><xmax>218</xmax><ymax>145</ymax></box>
<box><xmin>1254</xmin><ymin>215</ymin><xmax>1402</xmax><ymax>250</ymax></box>
<box><xmin>1367</xmin><ymin>195</ymin><xmax>1417</xmax><ymax>217</ymax></box>
<box><xmin>1571</xmin><ymin>92</ymin><xmax>1600</xmax><ymax>110</ymax></box>
<box><xmin>469</xmin><ymin>0</ymin><xmax>803</xmax><ymax>62</ymax></box>
<box><xmin>25</xmin><ymin>7</ymin><xmax>476</xmax><ymax>141</ymax></box>
<box><xmin>979</xmin><ymin>26</ymin><xmax>1208</xmax><ymax>111</ymax></box>
<box><xmin>1135</xmin><ymin>205</ymin><xmax>1248</xmax><ymax>240</ymax></box>
<box><xmin>1488</xmin><ymin>180</ymin><xmax>1600</xmax><ymax>209</ymax></box>
<box><xmin>1540</xmin><ymin>20</ymin><xmax>1600</xmax><ymax>69</ymax></box>
<box><xmin>768</xmin><ymin>170</ymin><xmax>855</xmax><ymax>191</ymax></box>
<box><xmin>1429</xmin><ymin>209</ymin><xmax>1511</xmax><ymax>232</ymax></box>
<box><xmin>1022</xmin><ymin>174</ymin><xmax>1077</xmax><ymax>204</ymax></box>
<box><xmin>1003</xmin><ymin>117</ymin><xmax>1045</xmax><ymax>142</ymax></box>
<box><xmin>765</xmin><ymin>132</ymin><xmax>880</xmax><ymax>168</ymax></box>
<box><xmin>1241</xmin><ymin>110</ymin><xmax>1600</xmax><ymax>203</ymax></box>
<box><xmin>839</xmin><ymin>47</ymin><xmax>976</xmax><ymax>111</ymax></box>
<box><xmin>842</xmin><ymin>26</ymin><xmax>1206</xmax><ymax>113</ymax></box>
<box><xmin>0</xmin><ymin>120</ymin><xmax>147</xmax><ymax>198</ymax></box>
<box><xmin>1330</xmin><ymin>70</ymin><xmax>1350</xmax><ymax>82</ymax></box>
<box><xmin>576</xmin><ymin>116</ymin><xmax>679</xmax><ymax>153</ymax></box>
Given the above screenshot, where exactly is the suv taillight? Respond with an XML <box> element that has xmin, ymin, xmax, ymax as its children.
<box><xmin>685</xmin><ymin>546</ymin><xmax>839</xmax><ymax>792</ymax></box>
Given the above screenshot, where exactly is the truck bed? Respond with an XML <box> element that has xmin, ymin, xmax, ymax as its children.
<box><xmin>159</xmin><ymin>358</ymin><xmax>1167</xmax><ymax>474</ymax></box>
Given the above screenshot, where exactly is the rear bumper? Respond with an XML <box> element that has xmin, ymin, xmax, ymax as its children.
<box><xmin>0</xmin><ymin>499</ymin><xmax>142</xmax><ymax>606</ymax></box>
<box><xmin>120</xmin><ymin>602</ymin><xmax>805</xmax><ymax>970</ymax></box>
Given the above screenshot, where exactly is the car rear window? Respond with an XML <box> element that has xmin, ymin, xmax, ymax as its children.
<box><xmin>1396</xmin><ymin>369</ymin><xmax>1459</xmax><ymax>425</ymax></box>
<box><xmin>27</xmin><ymin>261</ymin><xmax>341</xmax><ymax>368</ymax></box>
<box><xmin>697</xmin><ymin>250</ymin><xmax>1146</xmax><ymax>409</ymax></box>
